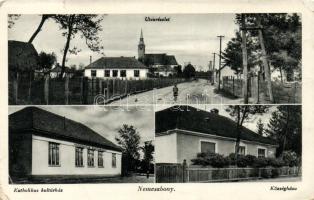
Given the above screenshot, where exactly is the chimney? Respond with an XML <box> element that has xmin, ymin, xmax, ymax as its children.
<box><xmin>210</xmin><ymin>108</ymin><xmax>219</xmax><ymax>114</ymax></box>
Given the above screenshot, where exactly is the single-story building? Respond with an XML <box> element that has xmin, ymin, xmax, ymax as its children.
<box><xmin>8</xmin><ymin>40</ymin><xmax>39</xmax><ymax>79</ymax></box>
<box><xmin>50</xmin><ymin>65</ymin><xmax>75</xmax><ymax>78</ymax></box>
<box><xmin>84</xmin><ymin>57</ymin><xmax>149</xmax><ymax>80</ymax></box>
<box><xmin>155</xmin><ymin>106</ymin><xmax>278</xmax><ymax>165</ymax></box>
<box><xmin>9</xmin><ymin>107</ymin><xmax>122</xmax><ymax>178</ymax></box>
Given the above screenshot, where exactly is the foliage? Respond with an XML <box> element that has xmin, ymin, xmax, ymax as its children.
<box><xmin>191</xmin><ymin>152</ymin><xmax>229</xmax><ymax>168</ymax></box>
<box><xmin>115</xmin><ymin>124</ymin><xmax>141</xmax><ymax>173</ymax></box>
<box><xmin>52</xmin><ymin>14</ymin><xmax>104</xmax><ymax>77</ymax></box>
<box><xmin>225</xmin><ymin>105</ymin><xmax>269</xmax><ymax>165</ymax></box>
<box><xmin>224</xmin><ymin>14</ymin><xmax>301</xmax><ymax>81</ymax></box>
<box><xmin>8</xmin><ymin>14</ymin><xmax>21</xmax><ymax>29</ymax></box>
<box><xmin>38</xmin><ymin>52</ymin><xmax>57</xmax><ymax>71</ymax></box>
<box><xmin>282</xmin><ymin>151</ymin><xmax>300</xmax><ymax>167</ymax></box>
<box><xmin>183</xmin><ymin>63</ymin><xmax>196</xmax><ymax>79</ymax></box>
<box><xmin>265</xmin><ymin>105</ymin><xmax>301</xmax><ymax>156</ymax></box>
<box><xmin>140</xmin><ymin>141</ymin><xmax>155</xmax><ymax>173</ymax></box>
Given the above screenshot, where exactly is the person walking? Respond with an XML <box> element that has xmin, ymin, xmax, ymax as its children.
<box><xmin>173</xmin><ymin>84</ymin><xmax>178</xmax><ymax>102</ymax></box>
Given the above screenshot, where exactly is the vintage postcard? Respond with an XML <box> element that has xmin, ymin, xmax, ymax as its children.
<box><xmin>0</xmin><ymin>0</ymin><xmax>314</xmax><ymax>200</ymax></box>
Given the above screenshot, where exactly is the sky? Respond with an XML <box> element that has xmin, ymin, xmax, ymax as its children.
<box><xmin>9</xmin><ymin>106</ymin><xmax>155</xmax><ymax>146</ymax></box>
<box><xmin>8</xmin><ymin>14</ymin><xmax>238</xmax><ymax>71</ymax></box>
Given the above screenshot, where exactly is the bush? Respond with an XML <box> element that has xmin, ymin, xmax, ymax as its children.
<box><xmin>252</xmin><ymin>157</ymin><xmax>268</xmax><ymax>168</ymax></box>
<box><xmin>228</xmin><ymin>153</ymin><xmax>250</xmax><ymax>167</ymax></box>
<box><xmin>282</xmin><ymin>151</ymin><xmax>300</xmax><ymax>167</ymax></box>
<box><xmin>267</xmin><ymin>158</ymin><xmax>285</xmax><ymax>168</ymax></box>
<box><xmin>191</xmin><ymin>152</ymin><xmax>229</xmax><ymax>168</ymax></box>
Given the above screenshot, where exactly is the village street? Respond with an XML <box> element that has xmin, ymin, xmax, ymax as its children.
<box><xmin>109</xmin><ymin>79</ymin><xmax>244</xmax><ymax>105</ymax></box>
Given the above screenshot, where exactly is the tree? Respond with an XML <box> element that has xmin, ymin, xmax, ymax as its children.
<box><xmin>8</xmin><ymin>14</ymin><xmax>20</xmax><ymax>29</ymax></box>
<box><xmin>53</xmin><ymin>15</ymin><xmax>104</xmax><ymax>78</ymax></box>
<box><xmin>141</xmin><ymin>141</ymin><xmax>154</xmax><ymax>173</ymax></box>
<box><xmin>38</xmin><ymin>52</ymin><xmax>57</xmax><ymax>72</ymax></box>
<box><xmin>266</xmin><ymin>105</ymin><xmax>301</xmax><ymax>157</ymax></box>
<box><xmin>226</xmin><ymin>105</ymin><xmax>269</xmax><ymax>165</ymax></box>
<box><xmin>174</xmin><ymin>65</ymin><xmax>183</xmax><ymax>77</ymax></box>
<box><xmin>28</xmin><ymin>15</ymin><xmax>55</xmax><ymax>43</ymax></box>
<box><xmin>256</xmin><ymin>119</ymin><xmax>264</xmax><ymax>136</ymax></box>
<box><xmin>183</xmin><ymin>63</ymin><xmax>196</xmax><ymax>79</ymax></box>
<box><xmin>115</xmin><ymin>124</ymin><xmax>141</xmax><ymax>173</ymax></box>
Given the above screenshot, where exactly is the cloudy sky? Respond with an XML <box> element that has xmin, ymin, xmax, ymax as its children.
<box><xmin>9</xmin><ymin>106</ymin><xmax>154</xmax><ymax>145</ymax></box>
<box><xmin>8</xmin><ymin>14</ymin><xmax>238</xmax><ymax>70</ymax></box>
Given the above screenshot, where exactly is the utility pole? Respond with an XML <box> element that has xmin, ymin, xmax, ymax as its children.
<box><xmin>217</xmin><ymin>35</ymin><xmax>225</xmax><ymax>91</ymax></box>
<box><xmin>256</xmin><ymin>15</ymin><xmax>274</xmax><ymax>103</ymax></box>
<box><xmin>241</xmin><ymin>14</ymin><xmax>249</xmax><ymax>104</ymax></box>
<box><xmin>212</xmin><ymin>53</ymin><xmax>216</xmax><ymax>84</ymax></box>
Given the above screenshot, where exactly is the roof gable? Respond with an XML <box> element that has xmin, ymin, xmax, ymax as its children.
<box><xmin>8</xmin><ymin>40</ymin><xmax>39</xmax><ymax>71</ymax></box>
<box><xmin>155</xmin><ymin>106</ymin><xmax>277</xmax><ymax>145</ymax></box>
<box><xmin>9</xmin><ymin>107</ymin><xmax>122</xmax><ymax>151</ymax></box>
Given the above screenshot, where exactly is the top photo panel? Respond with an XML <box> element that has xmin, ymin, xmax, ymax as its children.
<box><xmin>8</xmin><ymin>13</ymin><xmax>301</xmax><ymax>105</ymax></box>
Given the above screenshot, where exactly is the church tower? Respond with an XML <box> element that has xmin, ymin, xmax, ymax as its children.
<box><xmin>138</xmin><ymin>29</ymin><xmax>145</xmax><ymax>61</ymax></box>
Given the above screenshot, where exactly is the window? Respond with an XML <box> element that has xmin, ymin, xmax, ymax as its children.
<box><xmin>112</xmin><ymin>70</ymin><xmax>118</xmax><ymax>77</ymax></box>
<box><xmin>91</xmin><ymin>70</ymin><xmax>97</xmax><ymax>77</ymax></box>
<box><xmin>200</xmin><ymin>141</ymin><xmax>216</xmax><ymax>153</ymax></box>
<box><xmin>98</xmin><ymin>151</ymin><xmax>104</xmax><ymax>167</ymax></box>
<box><xmin>104</xmin><ymin>70</ymin><xmax>110</xmax><ymax>77</ymax></box>
<box><xmin>48</xmin><ymin>142</ymin><xmax>60</xmax><ymax>166</ymax></box>
<box><xmin>88</xmin><ymin>149</ymin><xmax>94</xmax><ymax>167</ymax></box>
<box><xmin>258</xmin><ymin>148</ymin><xmax>266</xmax><ymax>158</ymax></box>
<box><xmin>112</xmin><ymin>153</ymin><xmax>116</xmax><ymax>168</ymax></box>
<box><xmin>120</xmin><ymin>70</ymin><xmax>126</xmax><ymax>77</ymax></box>
<box><xmin>134</xmin><ymin>70</ymin><xmax>140</xmax><ymax>77</ymax></box>
<box><xmin>75</xmin><ymin>147</ymin><xmax>84</xmax><ymax>167</ymax></box>
<box><xmin>236</xmin><ymin>146</ymin><xmax>246</xmax><ymax>155</ymax></box>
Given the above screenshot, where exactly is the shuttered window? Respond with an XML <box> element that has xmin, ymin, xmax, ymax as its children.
<box><xmin>88</xmin><ymin>149</ymin><xmax>94</xmax><ymax>167</ymax></box>
<box><xmin>200</xmin><ymin>141</ymin><xmax>216</xmax><ymax>153</ymax></box>
<box><xmin>98</xmin><ymin>151</ymin><xmax>104</xmax><ymax>167</ymax></box>
<box><xmin>258</xmin><ymin>148</ymin><xmax>266</xmax><ymax>158</ymax></box>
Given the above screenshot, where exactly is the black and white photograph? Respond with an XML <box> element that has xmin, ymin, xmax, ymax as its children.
<box><xmin>8</xmin><ymin>106</ymin><xmax>155</xmax><ymax>184</ymax></box>
<box><xmin>155</xmin><ymin>105</ymin><xmax>301</xmax><ymax>183</ymax></box>
<box><xmin>8</xmin><ymin>13</ymin><xmax>301</xmax><ymax>105</ymax></box>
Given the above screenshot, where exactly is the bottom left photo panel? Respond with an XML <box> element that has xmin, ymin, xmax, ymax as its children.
<box><xmin>8</xmin><ymin>106</ymin><xmax>155</xmax><ymax>184</ymax></box>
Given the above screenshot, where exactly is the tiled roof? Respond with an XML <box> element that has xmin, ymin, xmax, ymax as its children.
<box><xmin>9</xmin><ymin>107</ymin><xmax>122</xmax><ymax>152</ymax></box>
<box><xmin>156</xmin><ymin>106</ymin><xmax>277</xmax><ymax>145</ymax></box>
<box><xmin>143</xmin><ymin>54</ymin><xmax>178</xmax><ymax>66</ymax></box>
<box><xmin>8</xmin><ymin>40</ymin><xmax>39</xmax><ymax>71</ymax></box>
<box><xmin>85</xmin><ymin>57</ymin><xmax>148</xmax><ymax>69</ymax></box>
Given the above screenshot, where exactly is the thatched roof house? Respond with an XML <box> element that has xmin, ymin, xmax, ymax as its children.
<box><xmin>8</xmin><ymin>40</ymin><xmax>39</xmax><ymax>72</ymax></box>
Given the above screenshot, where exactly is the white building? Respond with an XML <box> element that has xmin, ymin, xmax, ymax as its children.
<box><xmin>9</xmin><ymin>107</ymin><xmax>122</xmax><ymax>178</ymax></box>
<box><xmin>84</xmin><ymin>57</ymin><xmax>148</xmax><ymax>80</ymax></box>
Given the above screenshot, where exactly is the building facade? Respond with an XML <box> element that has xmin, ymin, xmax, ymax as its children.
<box><xmin>84</xmin><ymin>57</ymin><xmax>148</xmax><ymax>80</ymax></box>
<box><xmin>155</xmin><ymin>106</ymin><xmax>278</xmax><ymax>165</ymax></box>
<box><xmin>9</xmin><ymin>107</ymin><xmax>122</xmax><ymax>177</ymax></box>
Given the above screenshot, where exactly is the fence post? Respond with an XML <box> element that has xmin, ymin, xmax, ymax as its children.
<box><xmin>13</xmin><ymin>71</ymin><xmax>19</xmax><ymax>104</ymax></box>
<box><xmin>182</xmin><ymin>159</ymin><xmax>187</xmax><ymax>183</ymax></box>
<box><xmin>44</xmin><ymin>74</ymin><xmax>49</xmax><ymax>105</ymax></box>
<box><xmin>65</xmin><ymin>75</ymin><xmax>69</xmax><ymax>105</ymax></box>
<box><xmin>82</xmin><ymin>77</ymin><xmax>88</xmax><ymax>104</ymax></box>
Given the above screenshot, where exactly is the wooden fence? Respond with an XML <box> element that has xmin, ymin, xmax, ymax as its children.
<box><xmin>9</xmin><ymin>73</ymin><xmax>186</xmax><ymax>105</ymax></box>
<box><xmin>156</xmin><ymin>163</ymin><xmax>301</xmax><ymax>183</ymax></box>
<box><xmin>221</xmin><ymin>76</ymin><xmax>301</xmax><ymax>103</ymax></box>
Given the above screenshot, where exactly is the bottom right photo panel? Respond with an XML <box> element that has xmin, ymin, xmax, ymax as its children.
<box><xmin>155</xmin><ymin>105</ymin><xmax>301</xmax><ymax>183</ymax></box>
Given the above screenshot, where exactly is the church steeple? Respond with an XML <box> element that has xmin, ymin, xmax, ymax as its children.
<box><xmin>138</xmin><ymin>29</ymin><xmax>145</xmax><ymax>61</ymax></box>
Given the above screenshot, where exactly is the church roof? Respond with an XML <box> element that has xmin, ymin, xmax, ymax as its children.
<box><xmin>85</xmin><ymin>57</ymin><xmax>148</xmax><ymax>69</ymax></box>
<box><xmin>143</xmin><ymin>54</ymin><xmax>178</xmax><ymax>66</ymax></box>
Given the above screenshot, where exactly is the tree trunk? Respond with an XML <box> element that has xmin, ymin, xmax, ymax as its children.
<box><xmin>257</xmin><ymin>15</ymin><xmax>274</xmax><ymax>103</ymax></box>
<box><xmin>28</xmin><ymin>15</ymin><xmax>48</xmax><ymax>43</ymax></box>
<box><xmin>60</xmin><ymin>15</ymin><xmax>74</xmax><ymax>78</ymax></box>
<box><xmin>241</xmin><ymin>14</ymin><xmax>249</xmax><ymax>104</ymax></box>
